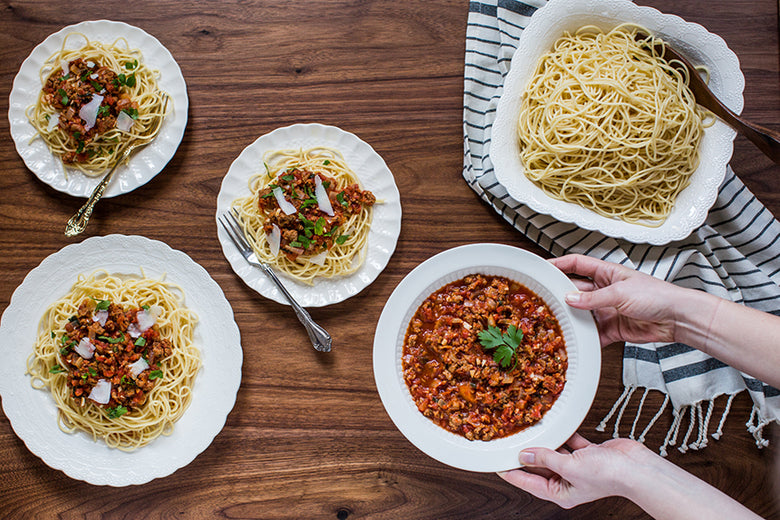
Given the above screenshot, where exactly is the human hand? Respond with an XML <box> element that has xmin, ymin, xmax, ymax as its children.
<box><xmin>498</xmin><ymin>433</ymin><xmax>649</xmax><ymax>509</ymax></box>
<box><xmin>549</xmin><ymin>254</ymin><xmax>683</xmax><ymax>346</ymax></box>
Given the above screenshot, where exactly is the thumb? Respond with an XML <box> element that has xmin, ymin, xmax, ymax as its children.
<box><xmin>520</xmin><ymin>447</ymin><xmax>569</xmax><ymax>475</ymax></box>
<box><xmin>564</xmin><ymin>285</ymin><xmax>623</xmax><ymax>312</ymax></box>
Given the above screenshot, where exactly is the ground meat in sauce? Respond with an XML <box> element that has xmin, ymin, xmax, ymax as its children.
<box><xmin>55</xmin><ymin>298</ymin><xmax>172</xmax><ymax>414</ymax></box>
<box><xmin>42</xmin><ymin>57</ymin><xmax>138</xmax><ymax>164</ymax></box>
<box><xmin>258</xmin><ymin>167</ymin><xmax>375</xmax><ymax>261</ymax></box>
<box><xmin>402</xmin><ymin>274</ymin><xmax>568</xmax><ymax>441</ymax></box>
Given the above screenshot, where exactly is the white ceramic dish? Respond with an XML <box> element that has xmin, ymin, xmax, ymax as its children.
<box><xmin>492</xmin><ymin>0</ymin><xmax>743</xmax><ymax>245</ymax></box>
<box><xmin>373</xmin><ymin>244</ymin><xmax>600</xmax><ymax>472</ymax></box>
<box><xmin>0</xmin><ymin>235</ymin><xmax>242</xmax><ymax>486</ymax></box>
<box><xmin>8</xmin><ymin>20</ymin><xmax>188</xmax><ymax>198</ymax></box>
<box><xmin>217</xmin><ymin>123</ymin><xmax>402</xmax><ymax>307</ymax></box>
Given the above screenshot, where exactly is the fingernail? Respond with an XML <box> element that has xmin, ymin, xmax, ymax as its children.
<box><xmin>519</xmin><ymin>451</ymin><xmax>535</xmax><ymax>465</ymax></box>
<box><xmin>565</xmin><ymin>292</ymin><xmax>581</xmax><ymax>304</ymax></box>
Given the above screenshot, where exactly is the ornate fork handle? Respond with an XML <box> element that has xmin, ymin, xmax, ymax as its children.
<box><xmin>259</xmin><ymin>262</ymin><xmax>332</xmax><ymax>352</ymax></box>
<box><xmin>64</xmin><ymin>147</ymin><xmax>132</xmax><ymax>237</ymax></box>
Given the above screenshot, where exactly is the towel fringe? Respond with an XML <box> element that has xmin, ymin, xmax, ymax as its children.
<box><xmin>712</xmin><ymin>392</ymin><xmax>737</xmax><ymax>440</ymax></box>
<box><xmin>638</xmin><ymin>394</ymin><xmax>669</xmax><ymax>443</ymax></box>
<box><xmin>629</xmin><ymin>387</ymin><xmax>650</xmax><ymax>440</ymax></box>
<box><xmin>596</xmin><ymin>385</ymin><xmax>632</xmax><ymax>433</ymax></box>
<box><xmin>678</xmin><ymin>405</ymin><xmax>697</xmax><ymax>453</ymax></box>
<box><xmin>746</xmin><ymin>404</ymin><xmax>771</xmax><ymax>449</ymax></box>
<box><xmin>660</xmin><ymin>408</ymin><xmax>683</xmax><ymax>457</ymax></box>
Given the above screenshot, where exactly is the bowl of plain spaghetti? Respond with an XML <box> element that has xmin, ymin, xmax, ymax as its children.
<box><xmin>491</xmin><ymin>0</ymin><xmax>744</xmax><ymax>245</ymax></box>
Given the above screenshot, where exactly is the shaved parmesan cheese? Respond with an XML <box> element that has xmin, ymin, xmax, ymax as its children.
<box><xmin>127</xmin><ymin>323</ymin><xmax>141</xmax><ymax>338</ymax></box>
<box><xmin>116</xmin><ymin>110</ymin><xmax>135</xmax><ymax>132</ymax></box>
<box><xmin>75</xmin><ymin>337</ymin><xmax>95</xmax><ymax>359</ymax></box>
<box><xmin>92</xmin><ymin>309</ymin><xmax>108</xmax><ymax>327</ymax></box>
<box><xmin>46</xmin><ymin>113</ymin><xmax>60</xmax><ymax>132</ymax></box>
<box><xmin>128</xmin><ymin>357</ymin><xmax>150</xmax><ymax>377</ymax></box>
<box><xmin>314</xmin><ymin>175</ymin><xmax>334</xmax><ymax>216</ymax></box>
<box><xmin>272</xmin><ymin>187</ymin><xmax>297</xmax><ymax>215</ymax></box>
<box><xmin>78</xmin><ymin>93</ymin><xmax>104</xmax><ymax>132</ymax></box>
<box><xmin>308</xmin><ymin>251</ymin><xmax>328</xmax><ymax>266</ymax></box>
<box><xmin>60</xmin><ymin>61</ymin><xmax>69</xmax><ymax>76</ymax></box>
<box><xmin>88</xmin><ymin>379</ymin><xmax>111</xmax><ymax>405</ymax></box>
<box><xmin>90</xmin><ymin>73</ymin><xmax>98</xmax><ymax>79</ymax></box>
<box><xmin>86</xmin><ymin>60</ymin><xmax>95</xmax><ymax>68</ymax></box>
<box><xmin>136</xmin><ymin>306</ymin><xmax>161</xmax><ymax>333</ymax></box>
<box><xmin>267</xmin><ymin>224</ymin><xmax>281</xmax><ymax>256</ymax></box>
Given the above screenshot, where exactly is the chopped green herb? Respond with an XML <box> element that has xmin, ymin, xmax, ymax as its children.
<box><xmin>97</xmin><ymin>104</ymin><xmax>110</xmax><ymax>116</ymax></box>
<box><xmin>122</xmin><ymin>107</ymin><xmax>139</xmax><ymax>120</ymax></box>
<box><xmin>107</xmin><ymin>406</ymin><xmax>128</xmax><ymax>419</ymax></box>
<box><xmin>58</xmin><ymin>88</ymin><xmax>69</xmax><ymax>105</ymax></box>
<box><xmin>142</xmin><ymin>305</ymin><xmax>150</xmax><ymax>310</ymax></box>
<box><xmin>149</xmin><ymin>370</ymin><xmax>163</xmax><ymax>380</ymax></box>
<box><xmin>336</xmin><ymin>191</ymin><xmax>347</xmax><ymax>207</ymax></box>
<box><xmin>281</xmin><ymin>174</ymin><xmax>295</xmax><ymax>182</ymax></box>
<box><xmin>314</xmin><ymin>217</ymin><xmax>326</xmax><ymax>236</ymax></box>
<box><xmin>478</xmin><ymin>325</ymin><xmax>524</xmax><ymax>369</ymax></box>
<box><xmin>323</xmin><ymin>159</ymin><xmax>331</xmax><ymax>165</ymax></box>
<box><xmin>134</xmin><ymin>337</ymin><xmax>146</xmax><ymax>347</ymax></box>
<box><xmin>98</xmin><ymin>333</ymin><xmax>124</xmax><ymax>344</ymax></box>
<box><xmin>335</xmin><ymin>235</ymin><xmax>349</xmax><ymax>245</ymax></box>
<box><xmin>125</xmin><ymin>59</ymin><xmax>138</xmax><ymax>70</ymax></box>
<box><xmin>299</xmin><ymin>198</ymin><xmax>318</xmax><ymax>210</ymax></box>
<box><xmin>49</xmin><ymin>365</ymin><xmax>66</xmax><ymax>374</ymax></box>
<box><xmin>88</xmin><ymin>367</ymin><xmax>98</xmax><ymax>377</ymax></box>
<box><xmin>94</xmin><ymin>298</ymin><xmax>111</xmax><ymax>310</ymax></box>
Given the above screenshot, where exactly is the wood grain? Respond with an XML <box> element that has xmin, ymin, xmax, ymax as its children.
<box><xmin>0</xmin><ymin>1</ymin><xmax>778</xmax><ymax>518</ymax></box>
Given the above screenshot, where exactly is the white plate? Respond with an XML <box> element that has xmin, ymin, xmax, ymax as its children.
<box><xmin>373</xmin><ymin>244</ymin><xmax>600</xmax><ymax>472</ymax></box>
<box><xmin>217</xmin><ymin>123</ymin><xmax>402</xmax><ymax>307</ymax></box>
<box><xmin>0</xmin><ymin>235</ymin><xmax>242</xmax><ymax>486</ymax></box>
<box><xmin>492</xmin><ymin>0</ymin><xmax>743</xmax><ymax>245</ymax></box>
<box><xmin>8</xmin><ymin>20</ymin><xmax>188</xmax><ymax>198</ymax></box>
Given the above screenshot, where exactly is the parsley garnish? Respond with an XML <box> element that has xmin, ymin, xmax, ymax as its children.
<box><xmin>93</xmin><ymin>298</ymin><xmax>111</xmax><ymax>310</ymax></box>
<box><xmin>98</xmin><ymin>333</ymin><xmax>125</xmax><ymax>344</ymax></box>
<box><xmin>336</xmin><ymin>191</ymin><xmax>347</xmax><ymax>207</ymax></box>
<box><xmin>149</xmin><ymin>370</ymin><xmax>163</xmax><ymax>380</ymax></box>
<box><xmin>478</xmin><ymin>325</ymin><xmax>524</xmax><ymax>369</ymax></box>
<box><xmin>335</xmin><ymin>235</ymin><xmax>349</xmax><ymax>245</ymax></box>
<box><xmin>125</xmin><ymin>59</ymin><xmax>138</xmax><ymax>70</ymax></box>
<box><xmin>323</xmin><ymin>159</ymin><xmax>330</xmax><ymax>165</ymax></box>
<box><xmin>49</xmin><ymin>365</ymin><xmax>66</xmax><ymax>374</ymax></box>
<box><xmin>107</xmin><ymin>406</ymin><xmax>128</xmax><ymax>419</ymax></box>
<box><xmin>134</xmin><ymin>337</ymin><xmax>146</xmax><ymax>347</ymax></box>
<box><xmin>122</xmin><ymin>107</ymin><xmax>139</xmax><ymax>120</ymax></box>
<box><xmin>57</xmin><ymin>88</ymin><xmax>69</xmax><ymax>104</ymax></box>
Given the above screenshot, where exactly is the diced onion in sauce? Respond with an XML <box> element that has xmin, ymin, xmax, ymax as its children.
<box><xmin>272</xmin><ymin>187</ymin><xmax>297</xmax><ymax>215</ymax></box>
<box><xmin>75</xmin><ymin>337</ymin><xmax>95</xmax><ymax>359</ymax></box>
<box><xmin>314</xmin><ymin>175</ymin><xmax>335</xmax><ymax>216</ymax></box>
<box><xmin>88</xmin><ymin>379</ymin><xmax>111</xmax><ymax>404</ymax></box>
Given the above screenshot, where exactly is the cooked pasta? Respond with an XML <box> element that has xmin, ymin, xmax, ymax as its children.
<box><xmin>517</xmin><ymin>24</ymin><xmax>706</xmax><ymax>225</ymax></box>
<box><xmin>232</xmin><ymin>147</ymin><xmax>376</xmax><ymax>285</ymax></box>
<box><xmin>27</xmin><ymin>271</ymin><xmax>200</xmax><ymax>451</ymax></box>
<box><xmin>26</xmin><ymin>32</ymin><xmax>168</xmax><ymax>176</ymax></box>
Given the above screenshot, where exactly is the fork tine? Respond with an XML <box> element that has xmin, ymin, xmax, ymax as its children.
<box><xmin>218</xmin><ymin>214</ymin><xmax>246</xmax><ymax>252</ymax></box>
<box><xmin>225</xmin><ymin>211</ymin><xmax>254</xmax><ymax>250</ymax></box>
<box><xmin>220</xmin><ymin>212</ymin><xmax>253</xmax><ymax>253</ymax></box>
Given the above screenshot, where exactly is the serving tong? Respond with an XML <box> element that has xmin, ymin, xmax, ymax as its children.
<box><xmin>637</xmin><ymin>32</ymin><xmax>780</xmax><ymax>164</ymax></box>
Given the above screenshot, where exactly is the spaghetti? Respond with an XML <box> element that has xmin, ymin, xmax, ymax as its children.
<box><xmin>232</xmin><ymin>147</ymin><xmax>376</xmax><ymax>285</ymax></box>
<box><xmin>27</xmin><ymin>271</ymin><xmax>200</xmax><ymax>451</ymax></box>
<box><xmin>517</xmin><ymin>25</ymin><xmax>706</xmax><ymax>225</ymax></box>
<box><xmin>26</xmin><ymin>32</ymin><xmax>168</xmax><ymax>176</ymax></box>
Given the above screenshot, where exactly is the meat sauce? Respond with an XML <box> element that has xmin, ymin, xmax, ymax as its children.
<box><xmin>258</xmin><ymin>167</ymin><xmax>375</xmax><ymax>261</ymax></box>
<box><xmin>54</xmin><ymin>298</ymin><xmax>171</xmax><ymax>415</ymax></box>
<box><xmin>402</xmin><ymin>274</ymin><xmax>567</xmax><ymax>441</ymax></box>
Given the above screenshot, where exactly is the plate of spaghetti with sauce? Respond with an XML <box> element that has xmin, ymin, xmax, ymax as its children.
<box><xmin>217</xmin><ymin>123</ymin><xmax>402</xmax><ymax>307</ymax></box>
<box><xmin>0</xmin><ymin>235</ymin><xmax>241</xmax><ymax>486</ymax></box>
<box><xmin>491</xmin><ymin>0</ymin><xmax>743</xmax><ymax>245</ymax></box>
<box><xmin>373</xmin><ymin>244</ymin><xmax>600</xmax><ymax>472</ymax></box>
<box><xmin>8</xmin><ymin>20</ymin><xmax>188</xmax><ymax>198</ymax></box>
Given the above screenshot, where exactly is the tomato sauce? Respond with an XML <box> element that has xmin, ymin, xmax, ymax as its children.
<box><xmin>402</xmin><ymin>274</ymin><xmax>567</xmax><ymax>441</ymax></box>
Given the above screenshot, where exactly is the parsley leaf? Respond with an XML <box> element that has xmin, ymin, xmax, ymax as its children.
<box><xmin>107</xmin><ymin>406</ymin><xmax>128</xmax><ymax>419</ymax></box>
<box><xmin>149</xmin><ymin>370</ymin><xmax>163</xmax><ymax>380</ymax></box>
<box><xmin>49</xmin><ymin>365</ymin><xmax>66</xmax><ymax>374</ymax></box>
<box><xmin>478</xmin><ymin>324</ymin><xmax>524</xmax><ymax>369</ymax></box>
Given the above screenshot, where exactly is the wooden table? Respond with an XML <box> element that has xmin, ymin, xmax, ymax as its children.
<box><xmin>1</xmin><ymin>1</ymin><xmax>778</xmax><ymax>518</ymax></box>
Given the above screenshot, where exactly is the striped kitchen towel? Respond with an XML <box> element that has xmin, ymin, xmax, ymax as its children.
<box><xmin>462</xmin><ymin>0</ymin><xmax>780</xmax><ymax>453</ymax></box>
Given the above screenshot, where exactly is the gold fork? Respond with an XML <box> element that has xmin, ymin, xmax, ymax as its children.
<box><xmin>64</xmin><ymin>93</ymin><xmax>169</xmax><ymax>237</ymax></box>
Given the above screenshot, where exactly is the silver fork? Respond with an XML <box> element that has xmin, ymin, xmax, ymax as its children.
<box><xmin>219</xmin><ymin>210</ymin><xmax>332</xmax><ymax>352</ymax></box>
